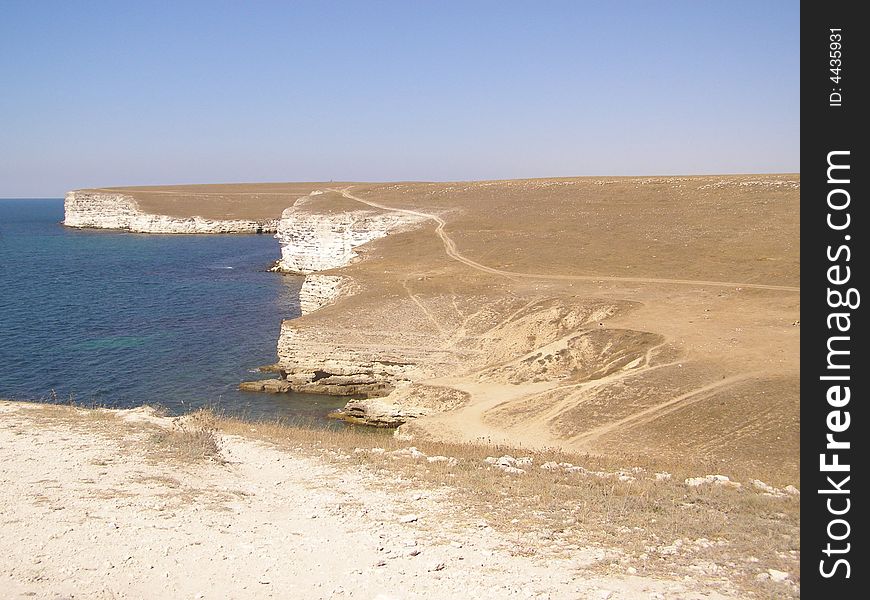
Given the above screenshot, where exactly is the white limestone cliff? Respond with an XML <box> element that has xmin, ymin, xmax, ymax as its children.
<box><xmin>64</xmin><ymin>191</ymin><xmax>277</xmax><ymax>234</ymax></box>
<box><xmin>274</xmin><ymin>202</ymin><xmax>425</xmax><ymax>273</ymax></box>
<box><xmin>63</xmin><ymin>192</ymin><xmax>140</xmax><ymax>230</ymax></box>
<box><xmin>275</xmin><ymin>323</ymin><xmax>439</xmax><ymax>397</ymax></box>
<box><xmin>298</xmin><ymin>274</ymin><xmax>356</xmax><ymax>315</ymax></box>
<box><xmin>268</xmin><ymin>196</ymin><xmax>431</xmax><ymax>399</ymax></box>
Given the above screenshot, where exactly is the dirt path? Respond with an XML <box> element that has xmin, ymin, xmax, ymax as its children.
<box><xmin>569</xmin><ymin>374</ymin><xmax>754</xmax><ymax>447</ymax></box>
<box><xmin>0</xmin><ymin>402</ymin><xmax>735</xmax><ymax>600</ymax></box>
<box><xmin>332</xmin><ymin>188</ymin><xmax>800</xmax><ymax>293</ymax></box>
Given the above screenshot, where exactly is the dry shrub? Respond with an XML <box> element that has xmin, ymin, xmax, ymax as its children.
<box><xmin>147</xmin><ymin>408</ymin><xmax>222</xmax><ymax>463</ymax></box>
<box><xmin>202</xmin><ymin>409</ymin><xmax>799</xmax><ymax>598</ymax></box>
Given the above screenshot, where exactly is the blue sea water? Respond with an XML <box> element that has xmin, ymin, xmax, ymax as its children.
<box><xmin>0</xmin><ymin>199</ymin><xmax>348</xmax><ymax>422</ymax></box>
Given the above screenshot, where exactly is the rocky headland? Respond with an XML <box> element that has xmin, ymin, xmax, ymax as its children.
<box><xmin>64</xmin><ymin>190</ymin><xmax>278</xmax><ymax>234</ymax></box>
<box><xmin>63</xmin><ymin>176</ymin><xmax>801</xmax><ymax>488</ymax></box>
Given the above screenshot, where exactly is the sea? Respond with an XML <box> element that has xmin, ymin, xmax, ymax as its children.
<box><xmin>0</xmin><ymin>199</ymin><xmax>349</xmax><ymax>423</ymax></box>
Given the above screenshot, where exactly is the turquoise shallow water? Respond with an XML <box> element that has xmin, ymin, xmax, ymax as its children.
<box><xmin>0</xmin><ymin>199</ymin><xmax>348</xmax><ymax>423</ymax></box>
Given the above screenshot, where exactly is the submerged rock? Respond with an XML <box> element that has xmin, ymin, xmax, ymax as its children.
<box><xmin>238</xmin><ymin>379</ymin><xmax>291</xmax><ymax>393</ymax></box>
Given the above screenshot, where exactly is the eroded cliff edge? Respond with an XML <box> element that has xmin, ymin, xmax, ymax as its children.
<box><xmin>251</xmin><ymin>178</ymin><xmax>800</xmax><ymax>484</ymax></box>
<box><xmin>64</xmin><ymin>191</ymin><xmax>278</xmax><ymax>233</ymax></box>
<box><xmin>252</xmin><ymin>191</ymin><xmax>432</xmax><ymax>398</ymax></box>
<box><xmin>63</xmin><ymin>177</ymin><xmax>800</xmax><ymax>483</ymax></box>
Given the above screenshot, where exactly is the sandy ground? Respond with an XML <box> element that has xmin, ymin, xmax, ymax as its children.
<box><xmin>81</xmin><ymin>176</ymin><xmax>800</xmax><ymax>484</ymax></box>
<box><xmin>282</xmin><ymin>177</ymin><xmax>800</xmax><ymax>484</ymax></box>
<box><xmin>0</xmin><ymin>401</ymin><xmax>745</xmax><ymax>600</ymax></box>
<box><xmin>87</xmin><ymin>183</ymin><xmax>352</xmax><ymax>220</ymax></box>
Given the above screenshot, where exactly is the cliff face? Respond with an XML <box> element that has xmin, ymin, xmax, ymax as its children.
<box><xmin>298</xmin><ymin>275</ymin><xmax>354</xmax><ymax>315</ymax></box>
<box><xmin>275</xmin><ymin>322</ymin><xmax>447</xmax><ymax>397</ymax></box>
<box><xmin>274</xmin><ymin>204</ymin><xmax>424</xmax><ymax>273</ymax></box>
<box><xmin>270</xmin><ymin>197</ymin><xmax>430</xmax><ymax>397</ymax></box>
<box><xmin>64</xmin><ymin>191</ymin><xmax>277</xmax><ymax>234</ymax></box>
<box><xmin>63</xmin><ymin>192</ymin><xmax>140</xmax><ymax>230</ymax></box>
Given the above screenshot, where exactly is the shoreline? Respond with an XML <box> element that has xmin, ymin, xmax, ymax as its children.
<box><xmin>58</xmin><ymin>176</ymin><xmax>801</xmax><ymax>486</ymax></box>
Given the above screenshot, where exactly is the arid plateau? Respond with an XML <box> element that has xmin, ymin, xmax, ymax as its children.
<box><xmin>1</xmin><ymin>175</ymin><xmax>800</xmax><ymax>598</ymax></box>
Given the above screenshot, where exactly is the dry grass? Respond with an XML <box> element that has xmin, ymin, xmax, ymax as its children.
<box><xmin>207</xmin><ymin>409</ymin><xmax>800</xmax><ymax>598</ymax></box>
<box><xmin>146</xmin><ymin>419</ymin><xmax>223</xmax><ymax>464</ymax></box>
<box><xmin>89</xmin><ymin>182</ymin><xmax>351</xmax><ymax>220</ymax></box>
<box><xmin>272</xmin><ymin>177</ymin><xmax>799</xmax><ymax>484</ymax></box>
<box><xmin>9</xmin><ymin>402</ymin><xmax>223</xmax><ymax>465</ymax></box>
<box><xmin>4</xmin><ymin>401</ymin><xmax>799</xmax><ymax>596</ymax></box>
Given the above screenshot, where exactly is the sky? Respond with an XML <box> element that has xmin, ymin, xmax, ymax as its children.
<box><xmin>1</xmin><ymin>0</ymin><xmax>799</xmax><ymax>197</ymax></box>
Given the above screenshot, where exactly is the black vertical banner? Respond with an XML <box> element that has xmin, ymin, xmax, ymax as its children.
<box><xmin>802</xmin><ymin>1</ymin><xmax>867</xmax><ymax>596</ymax></box>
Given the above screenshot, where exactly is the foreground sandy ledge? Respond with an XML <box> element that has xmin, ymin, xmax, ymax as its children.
<box><xmin>1</xmin><ymin>401</ymin><xmax>798</xmax><ymax>599</ymax></box>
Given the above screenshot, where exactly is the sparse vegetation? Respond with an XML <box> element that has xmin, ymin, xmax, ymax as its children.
<box><xmin>205</xmin><ymin>408</ymin><xmax>800</xmax><ymax>597</ymax></box>
<box><xmin>3</xmin><ymin>400</ymin><xmax>798</xmax><ymax>597</ymax></box>
<box><xmin>148</xmin><ymin>410</ymin><xmax>223</xmax><ymax>463</ymax></box>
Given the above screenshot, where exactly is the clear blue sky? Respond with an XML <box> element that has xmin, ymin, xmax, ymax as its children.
<box><xmin>1</xmin><ymin>0</ymin><xmax>799</xmax><ymax>197</ymax></box>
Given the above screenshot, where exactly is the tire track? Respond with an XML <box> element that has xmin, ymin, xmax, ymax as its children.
<box><xmin>569</xmin><ymin>374</ymin><xmax>753</xmax><ymax>447</ymax></box>
<box><xmin>330</xmin><ymin>188</ymin><xmax>800</xmax><ymax>293</ymax></box>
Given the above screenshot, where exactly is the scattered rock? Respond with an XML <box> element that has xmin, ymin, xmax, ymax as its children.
<box><xmin>768</xmin><ymin>569</ymin><xmax>790</xmax><ymax>582</ymax></box>
<box><xmin>389</xmin><ymin>446</ymin><xmax>428</xmax><ymax>459</ymax></box>
<box><xmin>238</xmin><ymin>379</ymin><xmax>291</xmax><ymax>393</ymax></box>
<box><xmin>428</xmin><ymin>562</ymin><xmax>446</xmax><ymax>572</ymax></box>
<box><xmin>750</xmin><ymin>479</ymin><xmax>788</xmax><ymax>497</ymax></box>
<box><xmin>501</xmin><ymin>466</ymin><xmax>526</xmax><ymax>475</ymax></box>
<box><xmin>684</xmin><ymin>474</ymin><xmax>741</xmax><ymax>488</ymax></box>
<box><xmin>657</xmin><ymin>540</ymin><xmax>683</xmax><ymax>556</ymax></box>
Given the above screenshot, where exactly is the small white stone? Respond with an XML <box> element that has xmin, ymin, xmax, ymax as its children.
<box><xmin>767</xmin><ymin>569</ymin><xmax>790</xmax><ymax>582</ymax></box>
<box><xmin>500</xmin><ymin>466</ymin><xmax>526</xmax><ymax>475</ymax></box>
